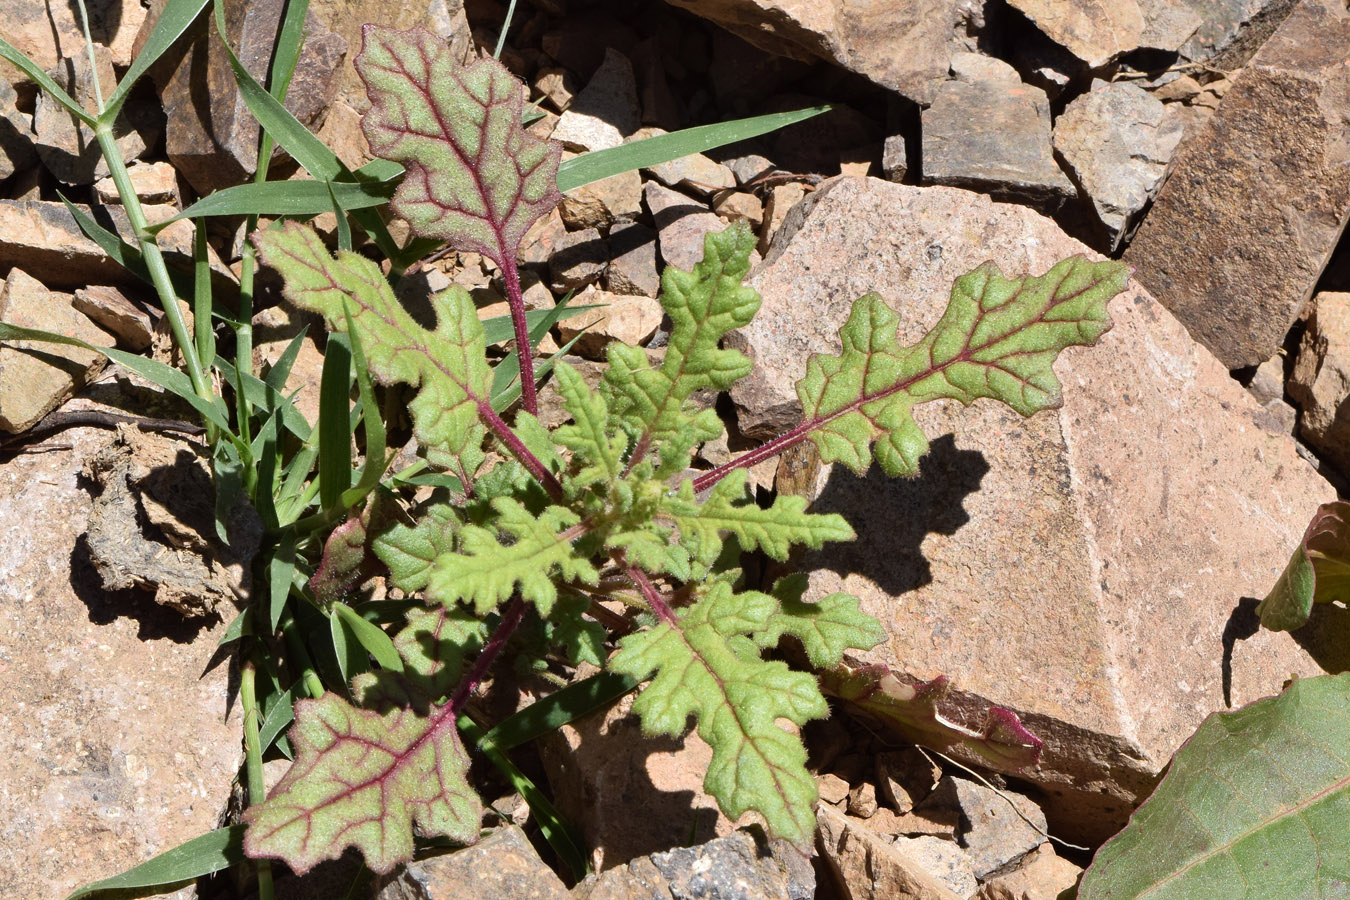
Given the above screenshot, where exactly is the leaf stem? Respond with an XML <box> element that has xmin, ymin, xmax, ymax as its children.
<box><xmin>479</xmin><ymin>402</ymin><xmax>562</xmax><ymax>500</ymax></box>
<box><xmin>691</xmin><ymin>419</ymin><xmax>815</xmax><ymax>493</ymax></box>
<box><xmin>448</xmin><ymin>597</ymin><xmax>526</xmax><ymax>714</ymax></box>
<box><xmin>499</xmin><ymin>259</ymin><xmax>539</xmax><ymax>415</ymax></box>
<box><xmin>612</xmin><ymin>550</ymin><xmax>678</xmax><ymax>626</ymax></box>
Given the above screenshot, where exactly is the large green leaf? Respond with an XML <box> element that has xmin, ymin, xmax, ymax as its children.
<box><xmin>1258</xmin><ymin>502</ymin><xmax>1350</xmax><ymax>631</ymax></box>
<box><xmin>1079</xmin><ymin>673</ymin><xmax>1350</xmax><ymax>900</ymax></box>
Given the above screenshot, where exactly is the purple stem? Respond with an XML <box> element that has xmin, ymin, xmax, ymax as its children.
<box><xmin>691</xmin><ymin>419</ymin><xmax>815</xmax><ymax>494</ymax></box>
<box><xmin>500</xmin><ymin>259</ymin><xmax>539</xmax><ymax>416</ymax></box>
<box><xmin>448</xmin><ymin>596</ymin><xmax>526</xmax><ymax>714</ymax></box>
<box><xmin>613</xmin><ymin>550</ymin><xmax>679</xmax><ymax>626</ymax></box>
<box><xmin>479</xmin><ymin>402</ymin><xmax>564</xmax><ymax>501</ymax></box>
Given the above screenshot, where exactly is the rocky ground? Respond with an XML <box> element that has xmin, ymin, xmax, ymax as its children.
<box><xmin>1</xmin><ymin>0</ymin><xmax>1348</xmax><ymax>898</ymax></box>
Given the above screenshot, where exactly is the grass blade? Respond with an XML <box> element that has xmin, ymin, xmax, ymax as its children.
<box><xmin>63</xmin><ymin>825</ymin><xmax>245</xmax><ymax>899</ymax></box>
<box><xmin>104</xmin><ymin>0</ymin><xmax>210</xmax><ymax>121</ymax></box>
<box><xmin>483</xmin><ymin>671</ymin><xmax>638</xmax><ymax>751</ymax></box>
<box><xmin>152</xmin><ymin>180</ymin><xmax>396</xmax><ymax>229</ymax></box>
<box><xmin>0</xmin><ymin>37</ymin><xmax>94</xmax><ymax>125</ymax></box>
<box><xmin>556</xmin><ymin>107</ymin><xmax>830</xmax><ymax>192</ymax></box>
<box><xmin>317</xmin><ymin>333</ymin><xmax>354</xmax><ymax>511</ymax></box>
<box><xmin>332</xmin><ymin>602</ymin><xmax>403</xmax><ymax>672</ymax></box>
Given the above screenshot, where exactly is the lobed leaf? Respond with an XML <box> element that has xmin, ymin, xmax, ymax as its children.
<box><xmin>373</xmin><ymin>502</ymin><xmax>460</xmax><ymax>593</ymax></box>
<box><xmin>1079</xmin><ymin>672</ymin><xmax>1350</xmax><ymax>900</ymax></box>
<box><xmin>798</xmin><ymin>256</ymin><xmax>1124</xmax><ymax>476</ymax></box>
<box><xmin>242</xmin><ymin>695</ymin><xmax>479</xmax><ymax>875</ymax></box>
<box><xmin>256</xmin><ymin>222</ymin><xmax>492</xmax><ymax>472</ymax></box>
<box><xmin>604</xmin><ymin>224</ymin><xmax>761</xmax><ymax>444</ymax></box>
<box><xmin>426</xmin><ymin>498</ymin><xmax>598</xmax><ymax>615</ymax></box>
<box><xmin>755</xmin><ymin>575</ymin><xmax>886</xmax><ymax>669</ymax></box>
<box><xmin>357</xmin><ymin>25</ymin><xmax>561</xmax><ymax>267</ymax></box>
<box><xmin>663</xmin><ymin>469</ymin><xmax>854</xmax><ymax>566</ymax></box>
<box><xmin>609</xmin><ymin>581</ymin><xmax>876</xmax><ymax>844</ymax></box>
<box><xmin>1257</xmin><ymin>501</ymin><xmax>1350</xmax><ymax>632</ymax></box>
<box><xmin>552</xmin><ymin>362</ymin><xmax>627</xmax><ymax>489</ymax></box>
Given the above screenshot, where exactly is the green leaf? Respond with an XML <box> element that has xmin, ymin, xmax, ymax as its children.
<box><xmin>552</xmin><ymin>361</ymin><xmax>626</xmax><ymax>488</ymax></box>
<box><xmin>357</xmin><ymin>26</ymin><xmax>561</xmax><ymax>268</ymax></box>
<box><xmin>556</xmin><ymin>107</ymin><xmax>829</xmax><ymax>192</ymax></box>
<box><xmin>65</xmin><ymin>824</ymin><xmax>245</xmax><ymax>899</ymax></box>
<box><xmin>1257</xmin><ymin>501</ymin><xmax>1350</xmax><ymax>632</ymax></box>
<box><xmin>256</xmin><ymin>222</ymin><xmax>492</xmax><ymax>471</ymax></box>
<box><xmin>604</xmin><ymin>224</ymin><xmax>760</xmax><ymax>444</ymax></box>
<box><xmin>317</xmin><ymin>332</ymin><xmax>355</xmax><ymax>511</ymax></box>
<box><xmin>153</xmin><ymin>179</ymin><xmax>396</xmax><ymax>228</ymax></box>
<box><xmin>797</xmin><ymin>256</ymin><xmax>1124</xmax><ymax>476</ymax></box>
<box><xmin>608</xmin><ymin>582</ymin><xmax>829</xmax><ymax>844</ymax></box>
<box><xmin>242</xmin><ymin>694</ymin><xmax>479</xmax><ymax>875</ymax></box>
<box><xmin>333</xmin><ymin>602</ymin><xmax>403</xmax><ymax>673</ymax></box>
<box><xmin>482</xmin><ymin>670</ymin><xmax>639</xmax><ymax>751</ymax></box>
<box><xmin>755</xmin><ymin>575</ymin><xmax>886</xmax><ymax>669</ymax></box>
<box><xmin>1079</xmin><ymin>673</ymin><xmax>1350</xmax><ymax>900</ymax></box>
<box><xmin>379</xmin><ymin>605</ymin><xmax>484</xmax><ymax>702</ymax></box>
<box><xmin>0</xmin><ymin>37</ymin><xmax>94</xmax><ymax>125</ymax></box>
<box><xmin>373</xmin><ymin>503</ymin><xmax>461</xmax><ymax>594</ymax></box>
<box><xmin>104</xmin><ymin>0</ymin><xmax>210</xmax><ymax>122</ymax></box>
<box><xmin>662</xmin><ymin>469</ymin><xmax>854</xmax><ymax>566</ymax></box>
<box><xmin>426</xmin><ymin>498</ymin><xmax>598</xmax><ymax>615</ymax></box>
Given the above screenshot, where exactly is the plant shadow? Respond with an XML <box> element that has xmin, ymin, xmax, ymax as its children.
<box><xmin>803</xmin><ymin>434</ymin><xmax>990</xmax><ymax>596</ymax></box>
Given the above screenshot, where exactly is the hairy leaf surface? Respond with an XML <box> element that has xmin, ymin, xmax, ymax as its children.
<box><xmin>609</xmin><ymin>581</ymin><xmax>879</xmax><ymax>844</ymax></box>
<box><xmin>798</xmin><ymin>257</ymin><xmax>1123</xmax><ymax>475</ymax></box>
<box><xmin>755</xmin><ymin>575</ymin><xmax>886</xmax><ymax>668</ymax></box>
<box><xmin>357</xmin><ymin>25</ymin><xmax>561</xmax><ymax>268</ymax></box>
<box><xmin>1257</xmin><ymin>501</ymin><xmax>1350</xmax><ymax>631</ymax></box>
<box><xmin>256</xmin><ymin>223</ymin><xmax>492</xmax><ymax>470</ymax></box>
<box><xmin>372</xmin><ymin>503</ymin><xmax>460</xmax><ymax>593</ymax></box>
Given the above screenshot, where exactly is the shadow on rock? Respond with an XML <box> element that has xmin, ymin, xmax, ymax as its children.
<box><xmin>806</xmin><ymin>434</ymin><xmax>990</xmax><ymax>596</ymax></box>
<box><xmin>1293</xmin><ymin>601</ymin><xmax>1350</xmax><ymax>675</ymax></box>
<box><xmin>69</xmin><ymin>533</ymin><xmax>213</xmax><ymax>643</ymax></box>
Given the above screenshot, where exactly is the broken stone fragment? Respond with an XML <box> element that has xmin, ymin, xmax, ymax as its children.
<box><xmin>976</xmin><ymin>843</ymin><xmax>1083</xmax><ymax>900</ymax></box>
<box><xmin>0</xmin><ymin>75</ymin><xmax>37</xmax><ymax>183</ymax></box>
<box><xmin>73</xmin><ymin>285</ymin><xmax>155</xmax><ymax>352</ymax></box>
<box><xmin>918</xmin><ymin>776</ymin><xmax>1046</xmax><ymax>878</ymax></box>
<box><xmin>558</xmin><ymin>157</ymin><xmax>642</xmax><ymax>230</ymax></box>
<box><xmin>1124</xmin><ymin>0</ymin><xmax>1350</xmax><ymax>368</ymax></box>
<box><xmin>551</xmin><ymin>47</ymin><xmax>639</xmax><ymax>152</ymax></box>
<box><xmin>645</xmin><ymin>181</ymin><xmax>750</xmax><ymax>272</ymax></box>
<box><xmin>548</xmin><ymin>227</ymin><xmax>608</xmax><ymax>293</ymax></box>
<box><xmin>93</xmin><ymin>160</ymin><xmax>180</xmax><ymax>206</ymax></box>
<box><xmin>0</xmin><ymin>269</ymin><xmax>107</xmax><ymax>433</ymax></box>
<box><xmin>921</xmin><ymin>76</ymin><xmax>1073</xmax><ymax>207</ymax></box>
<box><xmin>817</xmin><ymin>804</ymin><xmax>964</xmax><ymax>900</ymax></box>
<box><xmin>0</xmin><ymin>0</ymin><xmax>146</xmax><ymax>76</ymax></box>
<box><xmin>373</xmin><ymin>825</ymin><xmax>568</xmax><ymax>900</ymax></box>
<box><xmin>604</xmin><ymin>220</ymin><xmax>661</xmax><ymax>298</ymax></box>
<box><xmin>558</xmin><ymin>287</ymin><xmax>663</xmax><ymax>359</ymax></box>
<box><xmin>578</xmin><ymin>830</ymin><xmax>813</xmax><ymax>900</ymax></box>
<box><xmin>726</xmin><ymin>176</ymin><xmax>1331</xmax><ymax>843</ymax></box>
<box><xmin>83</xmin><ymin>427</ymin><xmax>261</xmax><ymax>617</ymax></box>
<box><xmin>1003</xmin><ymin>0</ymin><xmax>1144</xmax><ymax>68</ymax></box>
<box><xmin>1289</xmin><ymin>291</ymin><xmax>1350</xmax><ymax>475</ymax></box>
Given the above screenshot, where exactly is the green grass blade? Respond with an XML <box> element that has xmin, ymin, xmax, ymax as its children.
<box><xmin>257</xmin><ymin>685</ymin><xmax>296</xmax><ymax>754</ymax></box>
<box><xmin>483</xmin><ymin>671</ymin><xmax>638</xmax><ymax>751</ymax></box>
<box><xmin>104</xmin><ymin>0</ymin><xmax>210</xmax><ymax>121</ymax></box>
<box><xmin>459</xmin><ymin>715</ymin><xmax>588</xmax><ymax>880</ymax></box>
<box><xmin>329</xmin><ymin>607</ymin><xmax>366</xmax><ymax>684</ymax></box>
<box><xmin>317</xmin><ymin>333</ymin><xmax>354</xmax><ymax>511</ymax></box>
<box><xmin>332</xmin><ymin>602</ymin><xmax>403</xmax><ymax>672</ymax></box>
<box><xmin>0</xmin><ymin>37</ymin><xmax>95</xmax><ymax>125</ymax></box>
<box><xmin>329</xmin><ymin>179</ymin><xmax>353</xmax><ymax>251</ymax></box>
<box><xmin>0</xmin><ymin>322</ymin><xmax>233</xmax><ymax>434</ymax></box>
<box><xmin>268</xmin><ymin>536</ymin><xmax>298</xmax><ymax>632</ymax></box>
<box><xmin>213</xmin><ymin>356</ymin><xmax>312</xmax><ymax>440</ymax></box>
<box><xmin>192</xmin><ymin>223</ymin><xmax>216</xmax><ymax>377</ymax></box>
<box><xmin>262</xmin><ymin>328</ymin><xmax>309</xmax><ymax>392</ymax></box>
<box><xmin>218</xmin><ymin>607</ymin><xmax>253</xmax><ymax>646</ymax></box>
<box><xmin>63</xmin><ymin>825</ymin><xmax>245</xmax><ymax>899</ymax></box>
<box><xmin>556</xmin><ymin>107</ymin><xmax>830</xmax><ymax>192</ymax></box>
<box><xmin>267</xmin><ymin>0</ymin><xmax>309</xmax><ymax>101</ymax></box>
<box><xmin>59</xmin><ymin>194</ymin><xmax>195</xmax><ymax>299</ymax></box>
<box><xmin>151</xmin><ymin>180</ymin><xmax>396</xmax><ymax>229</ymax></box>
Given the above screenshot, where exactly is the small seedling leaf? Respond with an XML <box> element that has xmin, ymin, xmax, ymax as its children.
<box><xmin>1258</xmin><ymin>501</ymin><xmax>1350</xmax><ymax>632</ymax></box>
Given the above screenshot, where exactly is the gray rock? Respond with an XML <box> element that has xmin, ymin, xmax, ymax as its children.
<box><xmin>921</xmin><ymin>777</ymin><xmax>1046</xmax><ymax>878</ymax></box>
<box><xmin>645</xmin><ymin>148</ymin><xmax>737</xmax><ymax>197</ymax></box>
<box><xmin>882</xmin><ymin>135</ymin><xmax>908</xmax><ymax>183</ymax></box>
<box><xmin>33</xmin><ymin>43</ymin><xmax>153</xmax><ymax>185</ymax></box>
<box><xmin>1124</xmin><ymin>0</ymin><xmax>1350</xmax><ymax>368</ymax></box>
<box><xmin>975</xmin><ymin>843</ymin><xmax>1082</xmax><ymax>900</ymax></box>
<box><xmin>1054</xmin><ymin>80</ymin><xmax>1184</xmax><ymax>249</ymax></box>
<box><xmin>0</xmin><ymin>425</ymin><xmax>241</xmax><ymax>898</ymax></box>
<box><xmin>375</xmin><ymin>826</ymin><xmax>568</xmax><ymax>900</ymax></box>
<box><xmin>604</xmin><ymin>220</ymin><xmax>661</xmax><ymax>297</ymax></box>
<box><xmin>579</xmin><ymin>830</ymin><xmax>812</xmax><ymax>900</ymax></box>
<box><xmin>93</xmin><ymin>161</ymin><xmax>180</xmax><ymax>206</ymax></box>
<box><xmin>725</xmin><ymin>153</ymin><xmax>777</xmax><ymax>186</ymax></box>
<box><xmin>892</xmin><ymin>836</ymin><xmax>977</xmax><ymax>898</ymax></box>
<box><xmin>0</xmin><ymin>76</ymin><xmax>36</xmax><ymax>183</ymax></box>
<box><xmin>725</xmin><ymin>176</ymin><xmax>1331</xmax><ymax>843</ymax></box>
<box><xmin>646</xmin><ymin>181</ymin><xmax>747</xmax><ymax>273</ymax></box>
<box><xmin>921</xmin><ymin>77</ymin><xmax>1073</xmax><ymax>206</ymax></box>
<box><xmin>559</xmin><ymin>165</ymin><xmax>642</xmax><ymax>230</ymax></box>
<box><xmin>1289</xmin><ymin>292</ymin><xmax>1350</xmax><ymax>474</ymax></box>
<box><xmin>949</xmin><ymin>51</ymin><xmax>1021</xmax><ymax>83</ymax></box>
<box><xmin>551</xmin><ymin>48</ymin><xmax>639</xmax><ymax>152</ymax></box>
<box><xmin>548</xmin><ymin>227</ymin><xmax>607</xmax><ymax>293</ymax></box>
<box><xmin>0</xmin><ymin>269</ymin><xmax>107</xmax><ymax>433</ymax></box>
<box><xmin>1177</xmin><ymin>0</ymin><xmax>1300</xmax><ymax>66</ymax></box>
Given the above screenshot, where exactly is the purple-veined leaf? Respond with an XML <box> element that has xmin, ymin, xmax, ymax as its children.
<box><xmin>356</xmin><ymin>25</ymin><xmax>561</xmax><ymax>269</ymax></box>
<box><xmin>309</xmin><ymin>489</ymin><xmax>400</xmax><ymax>607</ymax></box>
<box><xmin>1257</xmin><ymin>501</ymin><xmax>1350</xmax><ymax>631</ymax></box>
<box><xmin>819</xmin><ymin>663</ymin><xmax>1043</xmax><ymax>772</ymax></box>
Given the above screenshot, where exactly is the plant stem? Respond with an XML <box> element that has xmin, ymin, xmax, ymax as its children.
<box><xmin>240</xmin><ymin>662</ymin><xmax>276</xmax><ymax>899</ymax></box>
<box><xmin>448</xmin><ymin>597</ymin><xmax>526</xmax><ymax>714</ymax></box>
<box><xmin>281</xmin><ymin>611</ymin><xmax>326</xmax><ymax>700</ymax></box>
<box><xmin>499</xmin><ymin>260</ymin><xmax>539</xmax><ymax>415</ymax></box>
<box><xmin>691</xmin><ymin>419</ymin><xmax>816</xmax><ymax>493</ymax></box>
<box><xmin>612</xmin><ymin>550</ymin><xmax>678</xmax><ymax>625</ymax></box>
<box><xmin>479</xmin><ymin>401</ymin><xmax>562</xmax><ymax>500</ymax></box>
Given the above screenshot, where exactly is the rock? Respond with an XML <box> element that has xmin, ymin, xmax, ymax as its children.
<box><xmin>1289</xmin><ymin>292</ymin><xmax>1350</xmax><ymax>473</ymax></box>
<box><xmin>0</xmin><ymin>0</ymin><xmax>146</xmax><ymax>76</ymax></box>
<box><xmin>604</xmin><ymin>221</ymin><xmax>661</xmax><ymax>297</ymax></box>
<box><xmin>84</xmin><ymin>427</ymin><xmax>261</xmax><ymax>617</ymax></box>
<box><xmin>725</xmin><ymin>176</ymin><xmax>1332</xmax><ymax>842</ymax></box>
<box><xmin>374</xmin><ymin>825</ymin><xmax>568</xmax><ymax>900</ymax></box>
<box><xmin>1004</xmin><ymin>0</ymin><xmax>1144</xmax><ymax>68</ymax></box>
<box><xmin>645</xmin><ymin>181</ymin><xmax>734</xmax><ymax>272</ymax></box>
<box><xmin>920</xmin><ymin>776</ymin><xmax>1046</xmax><ymax>878</ymax></box>
<box><xmin>645</xmin><ymin>148</ymin><xmax>737</xmax><ymax>197</ymax></box>
<box><xmin>578</xmin><ymin>830</ymin><xmax>813</xmax><ymax>900</ymax></box>
<box><xmin>713</xmin><ymin>191</ymin><xmax>765</xmax><ymax>231</ymax></box>
<box><xmin>892</xmin><ymin>835</ymin><xmax>977</xmax><ymax>898</ymax></box>
<box><xmin>1177</xmin><ymin>0</ymin><xmax>1300</xmax><ymax>66</ymax></box>
<box><xmin>817</xmin><ymin>804</ymin><xmax>964</xmax><ymax>900</ymax></box>
<box><xmin>707</xmin><ymin>26</ymin><xmax>813</xmax><ymax>112</ymax></box>
<box><xmin>949</xmin><ymin>51</ymin><xmax>1022</xmax><ymax>83</ymax></box>
<box><xmin>551</xmin><ymin>48</ymin><xmax>639</xmax><ymax>152</ymax></box>
<box><xmin>1054</xmin><ymin>80</ymin><xmax>1184</xmax><ymax>249</ymax></box>
<box><xmin>0</xmin><ymin>424</ymin><xmax>240</xmax><ymax>899</ymax></box>
<box><xmin>848</xmin><ymin>781</ymin><xmax>879</xmax><ymax>818</ymax></box>
<box><xmin>149</xmin><ymin>0</ymin><xmax>348</xmax><ymax>194</ymax></box>
<box><xmin>0</xmin><ymin>269</ymin><xmax>107</xmax><ymax>433</ymax></box>
<box><xmin>0</xmin><ymin>75</ymin><xmax>37</xmax><ymax>183</ymax></box>
<box><xmin>922</xmin><ymin>77</ymin><xmax>1073</xmax><ymax>206</ymax></box>
<box><xmin>726</xmin><ymin>153</ymin><xmax>776</xmax><ymax>186</ymax></box>
<box><xmin>770</xmin><ymin>99</ymin><xmax>878</xmax><ymax>177</ymax></box>
<box><xmin>535</xmin><ymin>66</ymin><xmax>578</xmax><ymax>112</ymax></box>
<box><xmin>876</xmin><ymin>748</ymin><xmax>941</xmax><ymax>814</ymax></box>
<box><xmin>559</xmin><ymin>166</ymin><xmax>643</xmax><ymax>230</ymax></box>
<box><xmin>93</xmin><ymin>161</ymin><xmax>180</xmax><ymax>206</ymax></box>
<box><xmin>664</xmin><ymin>0</ymin><xmax>979</xmax><ymax>106</ymax></box>
<box><xmin>758</xmin><ymin>182</ymin><xmax>809</xmax><ymax>255</ymax></box>
<box><xmin>548</xmin><ymin>227</ymin><xmax>607</xmax><ymax>294</ymax></box>
<box><xmin>976</xmin><ymin>843</ymin><xmax>1082</xmax><ymax>900</ymax></box>
<box><xmin>819</xmin><ymin>772</ymin><xmax>852</xmax><ymax>805</ymax></box>
<box><xmin>73</xmin><ymin>285</ymin><xmax>155</xmax><ymax>351</ymax></box>
<box><xmin>1123</xmin><ymin>0</ymin><xmax>1350</xmax><ymax>369</ymax></box>
<box><xmin>557</xmin><ymin>287</ymin><xmax>663</xmax><ymax>358</ymax></box>
<box><xmin>521</xmin><ymin>207</ymin><xmax>570</xmax><ymax>268</ymax></box>
<box><xmin>883</xmin><ymin>135</ymin><xmax>909</xmax><ymax>183</ymax></box>
<box><xmin>33</xmin><ymin>43</ymin><xmax>154</xmax><ymax>185</ymax></box>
